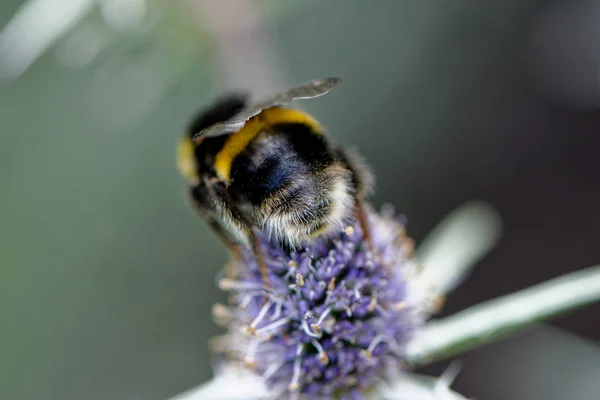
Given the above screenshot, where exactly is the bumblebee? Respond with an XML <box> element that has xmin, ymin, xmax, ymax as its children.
<box><xmin>177</xmin><ymin>78</ymin><xmax>373</xmax><ymax>284</ymax></box>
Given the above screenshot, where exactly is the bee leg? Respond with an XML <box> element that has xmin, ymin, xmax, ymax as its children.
<box><xmin>187</xmin><ymin>186</ymin><xmax>242</xmax><ymax>258</ymax></box>
<box><xmin>207</xmin><ymin>218</ymin><xmax>242</xmax><ymax>260</ymax></box>
<box><xmin>355</xmin><ymin>200</ymin><xmax>386</xmax><ymax>266</ymax></box>
<box><xmin>207</xmin><ymin>179</ymin><xmax>271</xmax><ymax>292</ymax></box>
<box><xmin>250</xmin><ymin>230</ymin><xmax>270</xmax><ymax>292</ymax></box>
<box><xmin>355</xmin><ymin>200</ymin><xmax>373</xmax><ymax>246</ymax></box>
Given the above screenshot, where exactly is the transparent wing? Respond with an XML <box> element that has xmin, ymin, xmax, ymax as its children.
<box><xmin>193</xmin><ymin>77</ymin><xmax>341</xmax><ymax>141</ymax></box>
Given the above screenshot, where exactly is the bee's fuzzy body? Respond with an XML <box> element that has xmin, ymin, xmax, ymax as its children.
<box><xmin>178</xmin><ymin>79</ymin><xmax>372</xmax><ymax>252</ymax></box>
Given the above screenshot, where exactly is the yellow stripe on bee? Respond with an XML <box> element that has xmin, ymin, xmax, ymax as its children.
<box><xmin>177</xmin><ymin>137</ymin><xmax>199</xmax><ymax>183</ymax></box>
<box><xmin>214</xmin><ymin>107</ymin><xmax>322</xmax><ymax>183</ymax></box>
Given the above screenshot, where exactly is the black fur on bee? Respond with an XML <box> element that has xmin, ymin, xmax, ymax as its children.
<box><xmin>177</xmin><ymin>79</ymin><xmax>373</xmax><ymax>282</ymax></box>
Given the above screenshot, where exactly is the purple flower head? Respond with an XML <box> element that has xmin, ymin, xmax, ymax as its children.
<box><xmin>213</xmin><ymin>206</ymin><xmax>423</xmax><ymax>399</ymax></box>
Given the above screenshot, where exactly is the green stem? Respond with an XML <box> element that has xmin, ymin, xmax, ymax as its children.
<box><xmin>406</xmin><ymin>265</ymin><xmax>600</xmax><ymax>365</ymax></box>
<box><xmin>416</xmin><ymin>200</ymin><xmax>502</xmax><ymax>296</ymax></box>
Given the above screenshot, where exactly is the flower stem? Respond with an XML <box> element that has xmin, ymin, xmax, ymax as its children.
<box><xmin>405</xmin><ymin>265</ymin><xmax>600</xmax><ymax>365</ymax></box>
<box><xmin>416</xmin><ymin>200</ymin><xmax>502</xmax><ymax>296</ymax></box>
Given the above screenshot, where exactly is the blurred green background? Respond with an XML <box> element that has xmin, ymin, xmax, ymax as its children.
<box><xmin>1</xmin><ymin>1</ymin><xmax>599</xmax><ymax>399</ymax></box>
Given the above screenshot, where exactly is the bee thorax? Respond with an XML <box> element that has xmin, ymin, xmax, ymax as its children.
<box><xmin>259</xmin><ymin>166</ymin><xmax>354</xmax><ymax>248</ymax></box>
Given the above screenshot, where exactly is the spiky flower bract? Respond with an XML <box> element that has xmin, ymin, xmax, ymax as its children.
<box><xmin>212</xmin><ymin>206</ymin><xmax>423</xmax><ymax>399</ymax></box>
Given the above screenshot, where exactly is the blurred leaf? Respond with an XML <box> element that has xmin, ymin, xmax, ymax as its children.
<box><xmin>406</xmin><ymin>265</ymin><xmax>600</xmax><ymax>365</ymax></box>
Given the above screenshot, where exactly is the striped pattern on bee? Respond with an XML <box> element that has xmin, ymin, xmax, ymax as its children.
<box><xmin>177</xmin><ymin>78</ymin><xmax>373</xmax><ymax>282</ymax></box>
